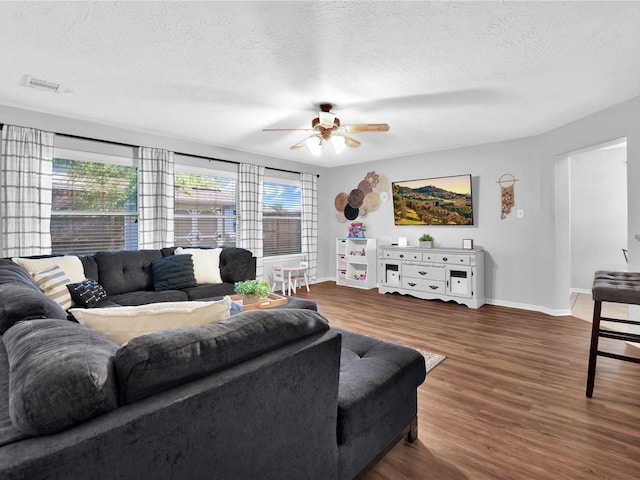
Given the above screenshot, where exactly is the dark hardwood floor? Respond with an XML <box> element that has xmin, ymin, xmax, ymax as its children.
<box><xmin>296</xmin><ymin>281</ymin><xmax>640</xmax><ymax>480</ymax></box>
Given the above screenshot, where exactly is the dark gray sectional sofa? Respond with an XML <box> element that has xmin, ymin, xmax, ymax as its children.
<box><xmin>0</xmin><ymin>247</ymin><xmax>427</xmax><ymax>479</ymax></box>
<box><xmin>82</xmin><ymin>246</ymin><xmax>257</xmax><ymax>306</ymax></box>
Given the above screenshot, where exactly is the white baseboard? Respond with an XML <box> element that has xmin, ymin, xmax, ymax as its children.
<box><xmin>315</xmin><ymin>280</ymin><xmax>573</xmax><ymax>316</ymax></box>
<box><xmin>570</xmin><ymin>288</ymin><xmax>592</xmax><ymax>295</ymax></box>
<box><xmin>485</xmin><ymin>298</ymin><xmax>572</xmax><ymax>317</ymax></box>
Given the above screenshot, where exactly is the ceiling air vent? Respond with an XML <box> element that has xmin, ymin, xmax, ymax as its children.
<box><xmin>23</xmin><ymin>75</ymin><xmax>62</xmax><ymax>93</ymax></box>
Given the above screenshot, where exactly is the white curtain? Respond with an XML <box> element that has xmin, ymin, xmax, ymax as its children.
<box><xmin>0</xmin><ymin>125</ymin><xmax>54</xmax><ymax>257</ymax></box>
<box><xmin>237</xmin><ymin>163</ymin><xmax>264</xmax><ymax>279</ymax></box>
<box><xmin>301</xmin><ymin>172</ymin><xmax>318</xmax><ymax>281</ymax></box>
<box><xmin>138</xmin><ymin>146</ymin><xmax>175</xmax><ymax>249</ymax></box>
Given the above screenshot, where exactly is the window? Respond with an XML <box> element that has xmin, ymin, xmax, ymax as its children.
<box><xmin>174</xmin><ymin>171</ymin><xmax>236</xmax><ymax>247</ymax></box>
<box><xmin>263</xmin><ymin>180</ymin><xmax>301</xmax><ymax>256</ymax></box>
<box><xmin>51</xmin><ymin>155</ymin><xmax>138</xmax><ymax>254</ymax></box>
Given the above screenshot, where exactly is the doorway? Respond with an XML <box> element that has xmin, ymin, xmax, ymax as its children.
<box><xmin>554</xmin><ymin>138</ymin><xmax>628</xmax><ymax>320</ymax></box>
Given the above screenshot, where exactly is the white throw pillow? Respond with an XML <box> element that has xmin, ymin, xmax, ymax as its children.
<box><xmin>13</xmin><ymin>255</ymin><xmax>86</xmax><ymax>283</ymax></box>
<box><xmin>70</xmin><ymin>297</ymin><xmax>231</xmax><ymax>344</ymax></box>
<box><xmin>32</xmin><ymin>265</ymin><xmax>74</xmax><ymax>310</ymax></box>
<box><xmin>174</xmin><ymin>247</ymin><xmax>223</xmax><ymax>285</ymax></box>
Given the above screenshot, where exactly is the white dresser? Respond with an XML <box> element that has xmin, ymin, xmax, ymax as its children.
<box><xmin>378</xmin><ymin>245</ymin><xmax>485</xmax><ymax>308</ymax></box>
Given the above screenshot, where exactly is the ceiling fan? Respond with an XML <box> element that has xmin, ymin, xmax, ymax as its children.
<box><xmin>263</xmin><ymin>103</ymin><xmax>389</xmax><ymax>154</ymax></box>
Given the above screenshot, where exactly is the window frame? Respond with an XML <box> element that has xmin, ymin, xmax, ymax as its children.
<box><xmin>173</xmin><ymin>162</ymin><xmax>238</xmax><ymax>248</ymax></box>
<box><xmin>262</xmin><ymin>175</ymin><xmax>302</xmax><ymax>258</ymax></box>
<box><xmin>51</xmin><ymin>147</ymin><xmax>139</xmax><ymax>254</ymax></box>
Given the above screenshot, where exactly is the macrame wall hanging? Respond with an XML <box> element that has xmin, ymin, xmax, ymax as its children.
<box><xmin>497</xmin><ymin>174</ymin><xmax>518</xmax><ymax>219</ymax></box>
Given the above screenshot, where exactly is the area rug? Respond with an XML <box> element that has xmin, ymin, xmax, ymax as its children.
<box><xmin>417</xmin><ymin>349</ymin><xmax>447</xmax><ymax>374</ymax></box>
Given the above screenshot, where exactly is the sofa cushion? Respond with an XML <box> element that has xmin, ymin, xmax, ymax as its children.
<box><xmin>220</xmin><ymin>247</ymin><xmax>257</xmax><ymax>283</ymax></box>
<box><xmin>105</xmin><ymin>289</ymin><xmax>189</xmax><ymax>306</ymax></box>
<box><xmin>12</xmin><ymin>255</ymin><xmax>86</xmax><ymax>283</ymax></box>
<box><xmin>94</xmin><ymin>250</ymin><xmax>163</xmax><ymax>295</ymax></box>
<box><xmin>331</xmin><ymin>328</ymin><xmax>427</xmax><ymax>445</ymax></box>
<box><xmin>181</xmin><ymin>282</ymin><xmax>236</xmax><ymax>300</ymax></box>
<box><xmin>0</xmin><ymin>260</ymin><xmax>67</xmax><ymax>334</ymax></box>
<box><xmin>67</xmin><ymin>279</ymin><xmax>108</xmax><ymax>307</ymax></box>
<box><xmin>79</xmin><ymin>254</ymin><xmax>99</xmax><ymax>281</ymax></box>
<box><xmin>151</xmin><ymin>254</ymin><xmax>197</xmax><ymax>291</ymax></box>
<box><xmin>71</xmin><ymin>297</ymin><xmax>231</xmax><ymax>344</ymax></box>
<box><xmin>31</xmin><ymin>265</ymin><xmax>74</xmax><ymax>310</ymax></box>
<box><xmin>115</xmin><ymin>308</ymin><xmax>330</xmax><ymax>404</ymax></box>
<box><xmin>175</xmin><ymin>247</ymin><xmax>223</xmax><ymax>284</ymax></box>
<box><xmin>2</xmin><ymin>319</ymin><xmax>119</xmax><ymax>435</ymax></box>
<box><xmin>0</xmin><ymin>339</ymin><xmax>27</xmax><ymax>447</ymax></box>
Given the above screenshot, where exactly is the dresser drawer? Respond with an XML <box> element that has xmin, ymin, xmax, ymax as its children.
<box><xmin>383</xmin><ymin>250</ymin><xmax>421</xmax><ymax>261</ymax></box>
<box><xmin>403</xmin><ymin>264</ymin><xmax>446</xmax><ymax>281</ymax></box>
<box><xmin>423</xmin><ymin>280</ymin><xmax>446</xmax><ymax>294</ymax></box>
<box><xmin>402</xmin><ymin>278</ymin><xmax>423</xmax><ymax>290</ymax></box>
<box><xmin>422</xmin><ymin>252</ymin><xmax>454</xmax><ymax>263</ymax></box>
<box><xmin>453</xmin><ymin>255</ymin><xmax>471</xmax><ymax>265</ymax></box>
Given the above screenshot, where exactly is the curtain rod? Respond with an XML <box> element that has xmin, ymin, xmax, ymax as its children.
<box><xmin>0</xmin><ymin>123</ymin><xmax>319</xmax><ymax>178</ymax></box>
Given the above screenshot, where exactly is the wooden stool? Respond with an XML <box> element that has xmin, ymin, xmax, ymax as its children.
<box><xmin>586</xmin><ymin>270</ymin><xmax>640</xmax><ymax>397</ymax></box>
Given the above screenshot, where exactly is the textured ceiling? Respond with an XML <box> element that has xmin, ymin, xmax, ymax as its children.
<box><xmin>1</xmin><ymin>1</ymin><xmax>640</xmax><ymax>167</ymax></box>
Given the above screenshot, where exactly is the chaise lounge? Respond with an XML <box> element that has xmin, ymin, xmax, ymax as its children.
<box><xmin>0</xmin><ymin>247</ymin><xmax>427</xmax><ymax>479</ymax></box>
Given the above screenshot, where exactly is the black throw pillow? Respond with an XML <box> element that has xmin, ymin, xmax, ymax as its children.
<box><xmin>67</xmin><ymin>279</ymin><xmax>108</xmax><ymax>308</ymax></box>
<box><xmin>151</xmin><ymin>254</ymin><xmax>197</xmax><ymax>291</ymax></box>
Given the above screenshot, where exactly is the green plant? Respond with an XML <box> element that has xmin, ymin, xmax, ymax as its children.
<box><xmin>234</xmin><ymin>279</ymin><xmax>271</xmax><ymax>298</ymax></box>
<box><xmin>419</xmin><ymin>234</ymin><xmax>433</xmax><ymax>242</ymax></box>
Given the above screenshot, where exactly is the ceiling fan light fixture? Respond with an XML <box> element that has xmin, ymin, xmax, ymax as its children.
<box><xmin>330</xmin><ymin>134</ymin><xmax>346</xmax><ymax>154</ymax></box>
<box><xmin>319</xmin><ymin>111</ymin><xmax>335</xmax><ymax>128</ymax></box>
<box><xmin>306</xmin><ymin>136</ymin><xmax>322</xmax><ymax>155</ymax></box>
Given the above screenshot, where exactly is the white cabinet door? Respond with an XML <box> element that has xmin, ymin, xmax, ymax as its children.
<box><xmin>446</xmin><ymin>266</ymin><xmax>472</xmax><ymax>298</ymax></box>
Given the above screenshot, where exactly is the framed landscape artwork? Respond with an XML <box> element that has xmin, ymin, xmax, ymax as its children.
<box><xmin>392</xmin><ymin>174</ymin><xmax>474</xmax><ymax>225</ymax></box>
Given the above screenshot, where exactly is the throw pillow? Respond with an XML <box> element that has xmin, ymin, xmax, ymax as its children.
<box><xmin>151</xmin><ymin>254</ymin><xmax>197</xmax><ymax>291</ymax></box>
<box><xmin>31</xmin><ymin>265</ymin><xmax>74</xmax><ymax>310</ymax></box>
<box><xmin>12</xmin><ymin>255</ymin><xmax>86</xmax><ymax>283</ymax></box>
<box><xmin>3</xmin><ymin>319</ymin><xmax>119</xmax><ymax>435</ymax></box>
<box><xmin>67</xmin><ymin>279</ymin><xmax>108</xmax><ymax>308</ymax></box>
<box><xmin>70</xmin><ymin>297</ymin><xmax>231</xmax><ymax>344</ymax></box>
<box><xmin>174</xmin><ymin>247</ymin><xmax>223</xmax><ymax>284</ymax></box>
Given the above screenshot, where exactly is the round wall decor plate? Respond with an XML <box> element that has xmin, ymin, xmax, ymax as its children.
<box><xmin>373</xmin><ymin>175</ymin><xmax>389</xmax><ymax>194</ymax></box>
<box><xmin>344</xmin><ymin>204</ymin><xmax>359</xmax><ymax>220</ymax></box>
<box><xmin>348</xmin><ymin>189</ymin><xmax>364</xmax><ymax>208</ymax></box>
<box><xmin>365</xmin><ymin>171</ymin><xmax>380</xmax><ymax>187</ymax></box>
<box><xmin>379</xmin><ymin>191</ymin><xmax>390</xmax><ymax>202</ymax></box>
<box><xmin>363</xmin><ymin>192</ymin><xmax>380</xmax><ymax>212</ymax></box>
<box><xmin>334</xmin><ymin>192</ymin><xmax>348</xmax><ymax>211</ymax></box>
<box><xmin>335</xmin><ymin>210</ymin><xmax>347</xmax><ymax>223</ymax></box>
<box><xmin>357</xmin><ymin>180</ymin><xmax>372</xmax><ymax>194</ymax></box>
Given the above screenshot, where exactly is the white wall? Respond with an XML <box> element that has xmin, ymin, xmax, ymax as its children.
<box><xmin>322</xmin><ymin>94</ymin><xmax>640</xmax><ymax>315</ymax></box>
<box><xmin>322</xmin><ymin>137</ymin><xmax>546</xmax><ymax>311</ymax></box>
<box><xmin>570</xmin><ymin>144</ymin><xmax>627</xmax><ymax>291</ymax></box>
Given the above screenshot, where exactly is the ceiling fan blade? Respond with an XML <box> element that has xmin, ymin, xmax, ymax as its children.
<box><xmin>344</xmin><ymin>135</ymin><xmax>361</xmax><ymax>148</ymax></box>
<box><xmin>263</xmin><ymin>128</ymin><xmax>315</xmax><ymax>132</ymax></box>
<box><xmin>290</xmin><ymin>134</ymin><xmax>322</xmax><ymax>150</ymax></box>
<box><xmin>290</xmin><ymin>138</ymin><xmax>309</xmax><ymax>149</ymax></box>
<box><xmin>344</xmin><ymin>123</ymin><xmax>390</xmax><ymax>132</ymax></box>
